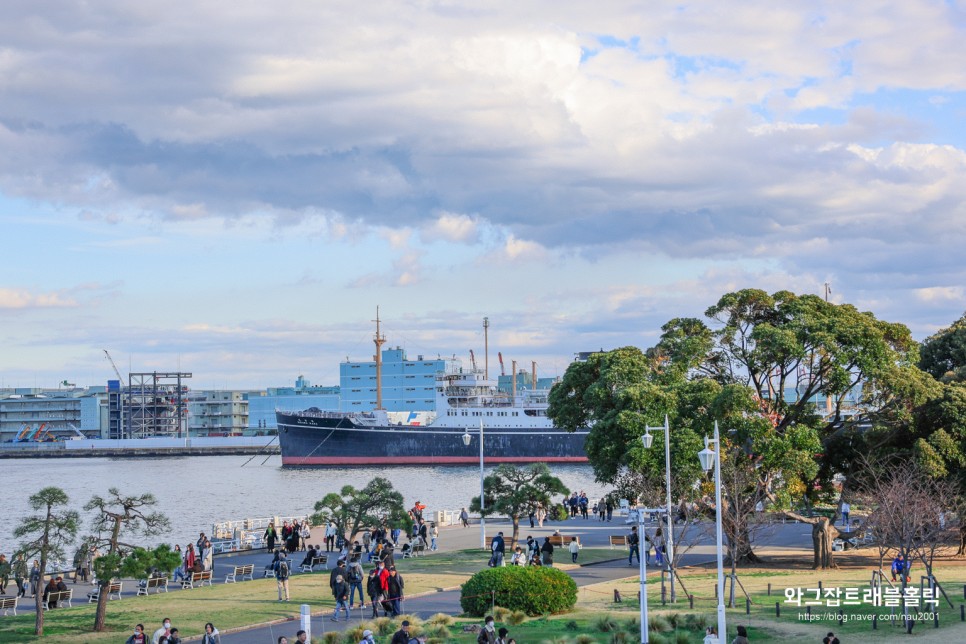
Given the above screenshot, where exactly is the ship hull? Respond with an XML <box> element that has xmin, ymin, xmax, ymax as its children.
<box><xmin>276</xmin><ymin>412</ymin><xmax>588</xmax><ymax>467</ymax></box>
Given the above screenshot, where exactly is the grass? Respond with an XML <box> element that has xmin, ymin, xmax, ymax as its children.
<box><xmin>0</xmin><ymin>548</ymin><xmax>621</xmax><ymax>643</ymax></box>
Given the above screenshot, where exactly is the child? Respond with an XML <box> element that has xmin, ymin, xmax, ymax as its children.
<box><xmin>568</xmin><ymin>537</ymin><xmax>581</xmax><ymax>563</ymax></box>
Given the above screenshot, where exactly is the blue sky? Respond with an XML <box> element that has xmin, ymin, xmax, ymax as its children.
<box><xmin>1</xmin><ymin>1</ymin><xmax>965</xmax><ymax>389</ymax></box>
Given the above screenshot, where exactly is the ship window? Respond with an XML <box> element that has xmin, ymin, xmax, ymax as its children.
<box><xmin>486</xmin><ymin>412</ymin><xmax>492</xmax><ymax>416</ymax></box>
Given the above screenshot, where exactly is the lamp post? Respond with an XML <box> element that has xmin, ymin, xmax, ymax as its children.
<box><xmin>698</xmin><ymin>421</ymin><xmax>727</xmax><ymax>643</ymax></box>
<box><xmin>630</xmin><ymin>505</ymin><xmax>666</xmax><ymax>644</ymax></box>
<box><xmin>642</xmin><ymin>414</ymin><xmax>676</xmax><ymax>601</ymax></box>
<box><xmin>462</xmin><ymin>419</ymin><xmax>486</xmax><ymax>550</ymax></box>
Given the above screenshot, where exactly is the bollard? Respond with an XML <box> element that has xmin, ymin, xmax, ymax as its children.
<box><xmin>873</xmin><ymin>614</ymin><xmax>877</xmax><ymax>630</ymax></box>
<box><xmin>775</xmin><ymin>602</ymin><xmax>780</xmax><ymax>618</ymax></box>
<box><xmin>935</xmin><ymin>610</ymin><xmax>939</xmax><ymax>629</ymax></box>
<box><xmin>689</xmin><ymin>595</ymin><xmax>694</xmax><ymax>610</ymax></box>
<box><xmin>614</xmin><ymin>589</ymin><xmax>622</xmax><ymax>603</ymax></box>
<box><xmin>746</xmin><ymin>598</ymin><xmax>750</xmax><ymax>615</ymax></box>
<box><xmin>715</xmin><ymin>583</ymin><xmax>718</xmax><ymax>599</ymax></box>
<box><xmin>818</xmin><ymin>580</ymin><xmax>823</xmax><ymax>592</ymax></box>
<box><xmin>838</xmin><ymin>610</ymin><xmax>843</xmax><ymax>625</ymax></box>
<box><xmin>961</xmin><ymin>604</ymin><xmax>965</xmax><ymax>622</ymax></box>
<box><xmin>767</xmin><ymin>582</ymin><xmax>771</xmax><ymax>596</ymax></box>
<box><xmin>806</xmin><ymin>606</ymin><xmax>811</xmax><ymax>619</ymax></box>
<box><xmin>907</xmin><ymin>618</ymin><xmax>914</xmax><ymax>634</ymax></box>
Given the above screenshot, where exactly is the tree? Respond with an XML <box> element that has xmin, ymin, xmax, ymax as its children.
<box><xmin>13</xmin><ymin>487</ymin><xmax>79</xmax><ymax>636</ymax></box>
<box><xmin>469</xmin><ymin>464</ymin><xmax>569</xmax><ymax>543</ymax></box>
<box><xmin>85</xmin><ymin>489</ymin><xmax>170</xmax><ymax>632</ymax></box>
<box><xmin>550</xmin><ymin>289</ymin><xmax>934</xmax><ymax>567</ymax></box>
<box><xmin>920</xmin><ymin>312</ymin><xmax>966</xmax><ymax>383</ymax></box>
<box><xmin>311</xmin><ymin>477</ymin><xmax>408</xmax><ymax>541</ymax></box>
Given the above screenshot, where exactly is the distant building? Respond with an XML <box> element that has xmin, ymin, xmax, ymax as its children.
<box><xmin>188</xmin><ymin>390</ymin><xmax>250</xmax><ymax>436</ymax></box>
<box><xmin>339</xmin><ymin>347</ymin><xmax>444</xmax><ymax>412</ymax></box>
<box><xmin>0</xmin><ymin>387</ymin><xmax>106</xmax><ymax>441</ymax></box>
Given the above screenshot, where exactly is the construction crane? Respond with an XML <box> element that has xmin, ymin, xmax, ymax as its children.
<box><xmin>498</xmin><ymin>352</ymin><xmax>505</xmax><ymax>376</ymax></box>
<box><xmin>103</xmin><ymin>349</ymin><xmax>125</xmax><ymax>384</ymax></box>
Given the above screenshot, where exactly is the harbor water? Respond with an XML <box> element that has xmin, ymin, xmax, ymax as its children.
<box><xmin>0</xmin><ymin>455</ymin><xmax>605</xmax><ymax>552</ymax></box>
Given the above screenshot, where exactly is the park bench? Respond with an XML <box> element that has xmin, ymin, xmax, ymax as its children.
<box><xmin>182</xmin><ymin>570</ymin><xmax>213</xmax><ymax>589</ymax></box>
<box><xmin>87</xmin><ymin>581</ymin><xmax>123</xmax><ymax>603</ymax></box>
<box><xmin>0</xmin><ymin>596</ymin><xmax>19</xmax><ymax>616</ymax></box>
<box><xmin>43</xmin><ymin>588</ymin><xmax>74</xmax><ymax>610</ymax></box>
<box><xmin>548</xmin><ymin>535</ymin><xmax>580</xmax><ymax>547</ymax></box>
<box><xmin>402</xmin><ymin>542</ymin><xmax>427</xmax><ymax>559</ymax></box>
<box><xmin>299</xmin><ymin>555</ymin><xmax>328</xmax><ymax>573</ymax></box>
<box><xmin>137</xmin><ymin>576</ymin><xmax>169</xmax><ymax>595</ymax></box>
<box><xmin>225</xmin><ymin>563</ymin><xmax>255</xmax><ymax>583</ymax></box>
<box><xmin>609</xmin><ymin>535</ymin><xmax>628</xmax><ymax>548</ymax></box>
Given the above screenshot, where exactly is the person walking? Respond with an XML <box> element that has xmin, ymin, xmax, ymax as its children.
<box><xmin>430</xmin><ymin>522</ymin><xmax>439</xmax><ymax>551</ymax></box>
<box><xmin>568</xmin><ymin>537</ymin><xmax>581</xmax><ymax>564</ymax></box>
<box><xmin>12</xmin><ymin>554</ymin><xmax>27</xmax><ymax>598</ymax></box>
<box><xmin>0</xmin><ymin>555</ymin><xmax>10</xmax><ymax>594</ymax></box>
<box><xmin>390</xmin><ymin>620</ymin><xmax>412</xmax><ymax>644</ymax></box>
<box><xmin>346</xmin><ymin>559</ymin><xmax>365</xmax><ymax>609</ymax></box>
<box><xmin>460</xmin><ymin>508</ymin><xmax>470</xmax><ymax>528</ymax></box>
<box><xmin>274</xmin><ymin>551</ymin><xmax>290</xmax><ymax>602</ymax></box>
<box><xmin>628</xmin><ymin>526</ymin><xmax>640</xmax><ymax>566</ymax></box>
<box><xmin>331</xmin><ymin>574</ymin><xmax>350</xmax><ymax>622</ymax></box>
<box><xmin>367</xmin><ymin>568</ymin><xmax>384</xmax><ymax>618</ymax></box>
<box><xmin>325</xmin><ymin>522</ymin><xmax>337</xmax><ymax>552</ymax></box>
<box><xmin>840</xmin><ymin>500</ymin><xmax>850</xmax><ymax>527</ymax></box>
<box><xmin>477</xmin><ymin>615</ymin><xmax>497</xmax><ymax>644</ymax></box>
<box><xmin>151</xmin><ymin>618</ymin><xmax>173</xmax><ymax>644</ymax></box>
<box><xmin>387</xmin><ymin>566</ymin><xmax>405</xmax><ymax>617</ymax></box>
<box><xmin>702</xmin><ymin>626</ymin><xmax>719</xmax><ymax>643</ymax></box>
<box><xmin>126</xmin><ymin>624</ymin><xmax>148</xmax><ymax>644</ymax></box>
<box><xmin>489</xmin><ymin>532</ymin><xmax>506</xmax><ymax>567</ymax></box>
<box><xmin>264</xmin><ymin>522</ymin><xmax>278</xmax><ymax>552</ymax></box>
<box><xmin>201</xmin><ymin>623</ymin><xmax>221</xmax><ymax>644</ymax></box>
<box><xmin>29</xmin><ymin>560</ymin><xmax>40</xmax><ymax>597</ymax></box>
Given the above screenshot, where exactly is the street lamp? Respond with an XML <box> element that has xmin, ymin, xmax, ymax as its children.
<box><xmin>462</xmin><ymin>419</ymin><xmax>486</xmax><ymax>550</ymax></box>
<box><xmin>698</xmin><ymin>421</ymin><xmax>727</xmax><ymax>644</ymax></box>
<box><xmin>630</xmin><ymin>505</ymin><xmax>666</xmax><ymax>644</ymax></box>
<box><xmin>643</xmin><ymin>414</ymin><xmax>676</xmax><ymax>602</ymax></box>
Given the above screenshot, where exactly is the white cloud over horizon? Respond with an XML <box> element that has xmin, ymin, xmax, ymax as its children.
<box><xmin>1</xmin><ymin>0</ymin><xmax>965</xmax><ymax>388</ymax></box>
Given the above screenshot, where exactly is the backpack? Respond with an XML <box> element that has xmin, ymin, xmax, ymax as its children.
<box><xmin>348</xmin><ymin>566</ymin><xmax>363</xmax><ymax>583</ymax></box>
<box><xmin>276</xmin><ymin>560</ymin><xmax>289</xmax><ymax>578</ymax></box>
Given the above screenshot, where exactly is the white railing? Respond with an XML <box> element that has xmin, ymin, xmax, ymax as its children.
<box><xmin>211</xmin><ymin>515</ymin><xmax>309</xmax><ymax>540</ymax></box>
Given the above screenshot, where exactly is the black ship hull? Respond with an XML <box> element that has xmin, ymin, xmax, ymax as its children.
<box><xmin>276</xmin><ymin>412</ymin><xmax>588</xmax><ymax>466</ymax></box>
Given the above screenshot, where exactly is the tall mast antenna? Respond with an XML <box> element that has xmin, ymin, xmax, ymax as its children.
<box><xmin>373</xmin><ymin>307</ymin><xmax>387</xmax><ymax>410</ymax></box>
<box><xmin>483</xmin><ymin>317</ymin><xmax>490</xmax><ymax>380</ymax></box>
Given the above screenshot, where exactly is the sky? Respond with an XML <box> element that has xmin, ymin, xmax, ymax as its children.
<box><xmin>1</xmin><ymin>1</ymin><xmax>965</xmax><ymax>390</ymax></box>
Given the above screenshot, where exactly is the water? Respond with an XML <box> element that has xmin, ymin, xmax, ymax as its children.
<box><xmin>0</xmin><ymin>456</ymin><xmax>604</xmax><ymax>552</ymax></box>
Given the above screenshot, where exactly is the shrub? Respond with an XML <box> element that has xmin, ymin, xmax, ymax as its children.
<box><xmin>595</xmin><ymin>615</ymin><xmax>619</xmax><ymax>632</ymax></box>
<box><xmin>553</xmin><ymin>504</ymin><xmax>570</xmax><ymax>521</ymax></box>
<box><xmin>507</xmin><ymin>610</ymin><xmax>528</xmax><ymax>626</ymax></box>
<box><xmin>610</xmin><ymin>632</ymin><xmax>629</xmax><ymax>644</ymax></box>
<box><xmin>493</xmin><ymin>606</ymin><xmax>512</xmax><ymax>621</ymax></box>
<box><xmin>564</xmin><ymin>620</ymin><xmax>580</xmax><ymax>631</ymax></box>
<box><xmin>647</xmin><ymin>634</ymin><xmax>668</xmax><ymax>644</ymax></box>
<box><xmin>648</xmin><ymin>615</ymin><xmax>671</xmax><ymax>633</ymax></box>
<box><xmin>674</xmin><ymin>632</ymin><xmax>691</xmax><ymax>644</ymax></box>
<box><xmin>624</xmin><ymin>617</ymin><xmax>640</xmax><ymax>633</ymax></box>
<box><xmin>373</xmin><ymin>617</ymin><xmax>394</xmax><ymax>635</ymax></box>
<box><xmin>576</xmin><ymin>636</ymin><xmax>596</xmax><ymax>644</ymax></box>
<box><xmin>424</xmin><ymin>624</ymin><xmax>452</xmax><ymax>641</ymax></box>
<box><xmin>323</xmin><ymin>633</ymin><xmax>343</xmax><ymax>644</ymax></box>
<box><xmin>346</xmin><ymin>623</ymin><xmax>376</xmax><ymax>642</ymax></box>
<box><xmin>460</xmin><ymin>566</ymin><xmax>578</xmax><ymax>616</ymax></box>
<box><xmin>428</xmin><ymin>613</ymin><xmax>455</xmax><ymax>626</ymax></box>
<box><xmin>666</xmin><ymin>612</ymin><xmax>683</xmax><ymax>628</ymax></box>
<box><xmin>683</xmin><ymin>613</ymin><xmax>710</xmax><ymax>631</ymax></box>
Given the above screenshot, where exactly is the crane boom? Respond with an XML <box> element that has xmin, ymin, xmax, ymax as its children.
<box><xmin>103</xmin><ymin>349</ymin><xmax>125</xmax><ymax>383</ymax></box>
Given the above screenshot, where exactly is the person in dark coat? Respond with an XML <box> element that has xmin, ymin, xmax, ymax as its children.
<box><xmin>264</xmin><ymin>523</ymin><xmax>278</xmax><ymax>552</ymax></box>
<box><xmin>541</xmin><ymin>537</ymin><xmax>554</xmax><ymax>566</ymax></box>
<box><xmin>386</xmin><ymin>567</ymin><xmax>404</xmax><ymax>617</ymax></box>
<box><xmin>389</xmin><ymin>620</ymin><xmax>411</xmax><ymax>644</ymax></box>
<box><xmin>329</xmin><ymin>560</ymin><xmax>347</xmax><ymax>590</ymax></box>
<box><xmin>366</xmin><ymin>568</ymin><xmax>384</xmax><ymax>618</ymax></box>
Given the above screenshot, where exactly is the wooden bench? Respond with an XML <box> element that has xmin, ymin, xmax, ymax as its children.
<box><xmin>137</xmin><ymin>576</ymin><xmax>169</xmax><ymax>595</ymax></box>
<box><xmin>402</xmin><ymin>542</ymin><xmax>427</xmax><ymax>559</ymax></box>
<box><xmin>182</xmin><ymin>570</ymin><xmax>213</xmax><ymax>589</ymax></box>
<box><xmin>548</xmin><ymin>535</ymin><xmax>580</xmax><ymax>547</ymax></box>
<box><xmin>43</xmin><ymin>588</ymin><xmax>74</xmax><ymax>609</ymax></box>
<box><xmin>0</xmin><ymin>596</ymin><xmax>18</xmax><ymax>616</ymax></box>
<box><xmin>225</xmin><ymin>564</ymin><xmax>255</xmax><ymax>583</ymax></box>
<box><xmin>299</xmin><ymin>555</ymin><xmax>328</xmax><ymax>573</ymax></box>
<box><xmin>87</xmin><ymin>581</ymin><xmax>123</xmax><ymax>603</ymax></box>
<box><xmin>609</xmin><ymin>535</ymin><xmax>629</xmax><ymax>548</ymax></box>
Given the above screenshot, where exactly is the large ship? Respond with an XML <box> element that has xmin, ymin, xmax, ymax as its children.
<box><xmin>276</xmin><ymin>316</ymin><xmax>589</xmax><ymax>467</ymax></box>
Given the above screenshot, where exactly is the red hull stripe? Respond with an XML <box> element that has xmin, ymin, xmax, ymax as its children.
<box><xmin>283</xmin><ymin>455</ymin><xmax>588</xmax><ymax>465</ymax></box>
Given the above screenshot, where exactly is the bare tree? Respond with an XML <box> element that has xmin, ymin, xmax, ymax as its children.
<box><xmin>85</xmin><ymin>488</ymin><xmax>170</xmax><ymax>632</ymax></box>
<box><xmin>14</xmin><ymin>487</ymin><xmax>79</xmax><ymax>636</ymax></box>
<box><xmin>856</xmin><ymin>460</ymin><xmax>958</xmax><ymax>625</ymax></box>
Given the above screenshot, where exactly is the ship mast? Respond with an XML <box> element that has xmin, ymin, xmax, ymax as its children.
<box><xmin>483</xmin><ymin>317</ymin><xmax>489</xmax><ymax>380</ymax></box>
<box><xmin>373</xmin><ymin>307</ymin><xmax>386</xmax><ymax>410</ymax></box>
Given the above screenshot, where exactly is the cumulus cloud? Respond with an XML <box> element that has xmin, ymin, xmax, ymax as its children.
<box><xmin>420</xmin><ymin>212</ymin><xmax>480</xmax><ymax>244</ymax></box>
<box><xmin>0</xmin><ymin>287</ymin><xmax>77</xmax><ymax>309</ymax></box>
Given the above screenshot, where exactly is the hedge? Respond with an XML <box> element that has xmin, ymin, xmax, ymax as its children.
<box><xmin>459</xmin><ymin>566</ymin><xmax>578</xmax><ymax>616</ymax></box>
